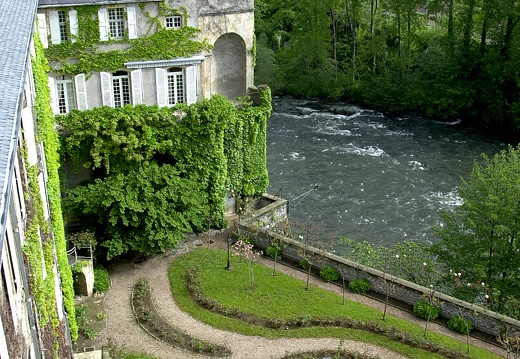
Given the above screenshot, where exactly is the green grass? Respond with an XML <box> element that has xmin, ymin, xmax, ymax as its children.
<box><xmin>169</xmin><ymin>248</ymin><xmax>503</xmax><ymax>359</ymax></box>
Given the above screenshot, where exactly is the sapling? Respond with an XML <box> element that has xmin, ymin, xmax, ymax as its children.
<box><xmin>232</xmin><ymin>239</ymin><xmax>262</xmax><ymax>290</ymax></box>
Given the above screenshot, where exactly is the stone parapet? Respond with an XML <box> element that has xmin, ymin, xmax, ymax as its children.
<box><xmin>236</xmin><ymin>223</ymin><xmax>520</xmax><ymax>337</ymax></box>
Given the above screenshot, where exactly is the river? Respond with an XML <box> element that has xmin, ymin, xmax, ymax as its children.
<box><xmin>266</xmin><ymin>97</ymin><xmax>505</xmax><ymax>247</ymax></box>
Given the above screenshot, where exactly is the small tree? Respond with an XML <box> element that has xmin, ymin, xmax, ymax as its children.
<box><xmin>268</xmin><ymin>236</ymin><xmax>287</xmax><ymax>276</ymax></box>
<box><xmin>376</xmin><ymin>253</ymin><xmax>399</xmax><ymax>321</ymax></box>
<box><xmin>232</xmin><ymin>239</ymin><xmax>262</xmax><ymax>290</ymax></box>
<box><xmin>294</xmin><ymin>223</ymin><xmax>320</xmax><ymax>291</ymax></box>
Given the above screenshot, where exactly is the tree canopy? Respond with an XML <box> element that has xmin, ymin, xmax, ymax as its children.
<box><xmin>255</xmin><ymin>0</ymin><xmax>520</xmax><ymax>139</ymax></box>
<box><xmin>433</xmin><ymin>145</ymin><xmax>520</xmax><ymax>316</ymax></box>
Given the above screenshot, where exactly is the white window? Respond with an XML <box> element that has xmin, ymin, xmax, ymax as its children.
<box><xmin>167</xmin><ymin>68</ymin><xmax>184</xmax><ymax>105</ymax></box>
<box><xmin>166</xmin><ymin>15</ymin><xmax>182</xmax><ymax>29</ymax></box>
<box><xmin>155</xmin><ymin>66</ymin><xmax>197</xmax><ymax>106</ymax></box>
<box><xmin>112</xmin><ymin>71</ymin><xmax>131</xmax><ymax>107</ymax></box>
<box><xmin>58</xmin><ymin>10</ymin><xmax>68</xmax><ymax>41</ymax></box>
<box><xmin>48</xmin><ymin>10</ymin><xmax>78</xmax><ymax>45</ymax></box>
<box><xmin>48</xmin><ymin>74</ymin><xmax>87</xmax><ymax>114</ymax></box>
<box><xmin>56</xmin><ymin>75</ymin><xmax>77</xmax><ymax>114</ymax></box>
<box><xmin>109</xmin><ymin>8</ymin><xmax>125</xmax><ymax>39</ymax></box>
<box><xmin>100</xmin><ymin>70</ymin><xmax>142</xmax><ymax>107</ymax></box>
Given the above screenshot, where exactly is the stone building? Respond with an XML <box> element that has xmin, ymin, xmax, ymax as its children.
<box><xmin>37</xmin><ymin>0</ymin><xmax>255</xmax><ymax>114</ymax></box>
<box><xmin>0</xmin><ymin>0</ymin><xmax>73</xmax><ymax>358</ymax></box>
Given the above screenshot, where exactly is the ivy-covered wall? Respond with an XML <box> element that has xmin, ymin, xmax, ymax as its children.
<box><xmin>32</xmin><ymin>28</ymin><xmax>78</xmax><ymax>344</ymax></box>
<box><xmin>59</xmin><ymin>89</ymin><xmax>271</xmax><ymax>260</ymax></box>
<box><xmin>43</xmin><ymin>2</ymin><xmax>211</xmax><ymax>76</ymax></box>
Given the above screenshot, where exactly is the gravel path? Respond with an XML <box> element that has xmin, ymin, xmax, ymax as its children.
<box><xmin>87</xmin><ymin>231</ymin><xmax>506</xmax><ymax>359</ymax></box>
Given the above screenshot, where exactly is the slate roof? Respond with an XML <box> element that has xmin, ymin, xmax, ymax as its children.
<box><xmin>0</xmin><ymin>0</ymin><xmax>38</xmax><ymax>253</ymax></box>
<box><xmin>38</xmin><ymin>0</ymin><xmax>160</xmax><ymax>7</ymax></box>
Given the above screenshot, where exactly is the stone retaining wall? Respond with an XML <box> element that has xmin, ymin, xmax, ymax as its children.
<box><xmin>236</xmin><ymin>223</ymin><xmax>520</xmax><ymax>337</ymax></box>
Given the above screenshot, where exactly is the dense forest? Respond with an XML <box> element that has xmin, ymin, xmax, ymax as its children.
<box><xmin>254</xmin><ymin>0</ymin><xmax>520</xmax><ymax>140</ymax></box>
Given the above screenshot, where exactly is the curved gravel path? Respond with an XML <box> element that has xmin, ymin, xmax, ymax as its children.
<box><xmin>88</xmin><ymin>232</ymin><xmax>506</xmax><ymax>359</ymax></box>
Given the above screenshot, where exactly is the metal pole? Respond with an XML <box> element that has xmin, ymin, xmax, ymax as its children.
<box><xmin>225</xmin><ymin>237</ymin><xmax>232</xmax><ymax>270</ymax></box>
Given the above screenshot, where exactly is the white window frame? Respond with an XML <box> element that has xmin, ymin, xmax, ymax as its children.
<box><xmin>48</xmin><ymin>10</ymin><xmax>78</xmax><ymax>45</ymax></box>
<box><xmin>167</xmin><ymin>67</ymin><xmax>185</xmax><ymax>105</ymax></box>
<box><xmin>108</xmin><ymin>7</ymin><xmax>125</xmax><ymax>39</ymax></box>
<box><xmin>55</xmin><ymin>75</ymin><xmax>77</xmax><ymax>114</ymax></box>
<box><xmin>100</xmin><ymin>70</ymin><xmax>142</xmax><ymax>107</ymax></box>
<box><xmin>112</xmin><ymin>71</ymin><xmax>131</xmax><ymax>108</ymax></box>
<box><xmin>155</xmin><ymin>66</ymin><xmax>197</xmax><ymax>106</ymax></box>
<box><xmin>165</xmin><ymin>15</ymin><xmax>182</xmax><ymax>29</ymax></box>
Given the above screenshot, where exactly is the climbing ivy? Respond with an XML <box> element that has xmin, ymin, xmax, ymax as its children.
<box><xmin>32</xmin><ymin>28</ymin><xmax>78</xmax><ymax>341</ymax></box>
<box><xmin>44</xmin><ymin>1</ymin><xmax>211</xmax><ymax>75</ymax></box>
<box><xmin>59</xmin><ymin>88</ymin><xmax>272</xmax><ymax>259</ymax></box>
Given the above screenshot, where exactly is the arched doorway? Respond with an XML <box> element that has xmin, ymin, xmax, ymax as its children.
<box><xmin>212</xmin><ymin>33</ymin><xmax>246</xmax><ymax>98</ymax></box>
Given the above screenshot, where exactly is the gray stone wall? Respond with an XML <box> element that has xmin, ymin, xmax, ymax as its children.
<box><xmin>237</xmin><ymin>224</ymin><xmax>520</xmax><ymax>337</ymax></box>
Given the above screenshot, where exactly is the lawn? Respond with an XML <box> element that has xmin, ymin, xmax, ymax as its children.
<box><xmin>168</xmin><ymin>248</ymin><xmax>503</xmax><ymax>359</ymax></box>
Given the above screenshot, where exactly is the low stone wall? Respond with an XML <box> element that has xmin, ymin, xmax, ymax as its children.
<box><xmin>236</xmin><ymin>223</ymin><xmax>520</xmax><ymax>337</ymax></box>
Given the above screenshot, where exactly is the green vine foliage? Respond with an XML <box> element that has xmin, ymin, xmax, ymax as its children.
<box><xmin>59</xmin><ymin>88</ymin><xmax>271</xmax><ymax>260</ymax></box>
<box><xmin>32</xmin><ymin>29</ymin><xmax>78</xmax><ymax>340</ymax></box>
<box><xmin>44</xmin><ymin>3</ymin><xmax>211</xmax><ymax>76</ymax></box>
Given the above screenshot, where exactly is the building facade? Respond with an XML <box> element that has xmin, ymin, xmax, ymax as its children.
<box><xmin>37</xmin><ymin>0</ymin><xmax>255</xmax><ymax>115</ymax></box>
<box><xmin>0</xmin><ymin>0</ymin><xmax>73</xmax><ymax>358</ymax></box>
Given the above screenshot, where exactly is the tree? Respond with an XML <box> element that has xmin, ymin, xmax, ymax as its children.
<box><xmin>66</xmin><ymin>163</ymin><xmax>207</xmax><ymax>260</ymax></box>
<box><xmin>433</xmin><ymin>145</ymin><xmax>520</xmax><ymax>314</ymax></box>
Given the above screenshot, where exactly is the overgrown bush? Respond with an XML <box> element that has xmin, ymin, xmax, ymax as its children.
<box><xmin>265</xmin><ymin>245</ymin><xmax>281</xmax><ymax>259</ymax></box>
<box><xmin>413</xmin><ymin>300</ymin><xmax>441</xmax><ymax>320</ymax></box>
<box><xmin>348</xmin><ymin>279</ymin><xmax>371</xmax><ymax>293</ymax></box>
<box><xmin>93</xmin><ymin>266</ymin><xmax>110</xmax><ymax>293</ymax></box>
<box><xmin>319</xmin><ymin>266</ymin><xmax>340</xmax><ymax>282</ymax></box>
<box><xmin>447</xmin><ymin>315</ymin><xmax>473</xmax><ymax>334</ymax></box>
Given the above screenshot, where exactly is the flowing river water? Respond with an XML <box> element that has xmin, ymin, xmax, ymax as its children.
<box><xmin>266</xmin><ymin>97</ymin><xmax>505</xmax><ymax>248</ymax></box>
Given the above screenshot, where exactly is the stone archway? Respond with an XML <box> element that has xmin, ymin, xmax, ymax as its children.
<box><xmin>211</xmin><ymin>33</ymin><xmax>246</xmax><ymax>98</ymax></box>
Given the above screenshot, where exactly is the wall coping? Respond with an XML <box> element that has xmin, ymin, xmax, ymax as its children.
<box><xmin>237</xmin><ymin>223</ymin><xmax>520</xmax><ymax>331</ymax></box>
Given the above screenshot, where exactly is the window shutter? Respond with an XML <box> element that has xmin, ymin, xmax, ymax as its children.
<box><xmin>127</xmin><ymin>6</ymin><xmax>137</xmax><ymax>40</ymax></box>
<box><xmin>100</xmin><ymin>72</ymin><xmax>114</xmax><ymax>107</ymax></box>
<box><xmin>74</xmin><ymin>74</ymin><xmax>88</xmax><ymax>110</ymax></box>
<box><xmin>69</xmin><ymin>10</ymin><xmax>78</xmax><ymax>43</ymax></box>
<box><xmin>98</xmin><ymin>8</ymin><xmax>109</xmax><ymax>41</ymax></box>
<box><xmin>186</xmin><ymin>66</ymin><xmax>197</xmax><ymax>105</ymax></box>
<box><xmin>37</xmin><ymin>13</ymin><xmax>48</xmax><ymax>48</ymax></box>
<box><xmin>47</xmin><ymin>76</ymin><xmax>57</xmax><ymax>114</ymax></box>
<box><xmin>131</xmin><ymin>69</ymin><xmax>143</xmax><ymax>105</ymax></box>
<box><xmin>49</xmin><ymin>10</ymin><xmax>61</xmax><ymax>45</ymax></box>
<box><xmin>155</xmin><ymin>68</ymin><xmax>167</xmax><ymax>107</ymax></box>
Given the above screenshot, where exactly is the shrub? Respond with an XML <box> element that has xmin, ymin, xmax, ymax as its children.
<box><xmin>265</xmin><ymin>245</ymin><xmax>281</xmax><ymax>259</ymax></box>
<box><xmin>94</xmin><ymin>266</ymin><xmax>111</xmax><ymax>293</ymax></box>
<box><xmin>447</xmin><ymin>315</ymin><xmax>473</xmax><ymax>334</ymax></box>
<box><xmin>348</xmin><ymin>279</ymin><xmax>371</xmax><ymax>293</ymax></box>
<box><xmin>413</xmin><ymin>300</ymin><xmax>441</xmax><ymax>320</ymax></box>
<box><xmin>299</xmin><ymin>259</ymin><xmax>310</xmax><ymax>270</ymax></box>
<box><xmin>238</xmin><ymin>235</ymin><xmax>255</xmax><ymax>246</ymax></box>
<box><xmin>319</xmin><ymin>266</ymin><xmax>340</xmax><ymax>282</ymax></box>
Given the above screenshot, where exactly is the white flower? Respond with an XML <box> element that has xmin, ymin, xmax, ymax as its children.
<box><xmin>458</xmin><ymin>273</ymin><xmax>462</xmax><ymax>277</ymax></box>
<box><xmin>429</xmin><ymin>284</ymin><xmax>433</xmax><ymax>288</ymax></box>
<box><xmin>395</xmin><ymin>255</ymin><xmax>399</xmax><ymax>259</ymax></box>
<box><xmin>485</xmin><ymin>294</ymin><xmax>489</xmax><ymax>299</ymax></box>
<box><xmin>481</xmin><ymin>282</ymin><xmax>485</xmax><ymax>286</ymax></box>
<box><xmin>423</xmin><ymin>262</ymin><xmax>427</xmax><ymax>266</ymax></box>
<box><xmin>298</xmin><ymin>235</ymin><xmax>303</xmax><ymax>240</ymax></box>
